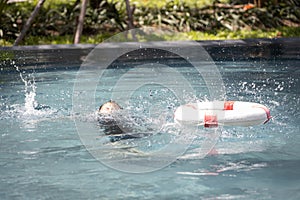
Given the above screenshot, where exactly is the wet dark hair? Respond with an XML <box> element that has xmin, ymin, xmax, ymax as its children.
<box><xmin>98</xmin><ymin>100</ymin><xmax>121</xmax><ymax>112</ymax></box>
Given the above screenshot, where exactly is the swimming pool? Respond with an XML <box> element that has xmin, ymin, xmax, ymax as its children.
<box><xmin>1</xmin><ymin>38</ymin><xmax>300</xmax><ymax>199</ymax></box>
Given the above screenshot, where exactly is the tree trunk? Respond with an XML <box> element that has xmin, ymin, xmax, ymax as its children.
<box><xmin>74</xmin><ymin>0</ymin><xmax>88</xmax><ymax>44</ymax></box>
<box><xmin>125</xmin><ymin>0</ymin><xmax>134</xmax><ymax>30</ymax></box>
<box><xmin>13</xmin><ymin>0</ymin><xmax>46</xmax><ymax>46</ymax></box>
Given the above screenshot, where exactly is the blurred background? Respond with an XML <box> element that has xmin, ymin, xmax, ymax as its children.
<box><xmin>0</xmin><ymin>0</ymin><xmax>299</xmax><ymax>46</ymax></box>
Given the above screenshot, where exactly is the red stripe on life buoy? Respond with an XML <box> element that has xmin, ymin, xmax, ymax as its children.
<box><xmin>253</xmin><ymin>105</ymin><xmax>272</xmax><ymax>124</ymax></box>
<box><xmin>224</xmin><ymin>101</ymin><xmax>235</xmax><ymax>110</ymax></box>
<box><xmin>204</xmin><ymin>114</ymin><xmax>218</xmax><ymax>128</ymax></box>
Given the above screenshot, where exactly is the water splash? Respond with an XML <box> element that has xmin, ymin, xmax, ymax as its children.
<box><xmin>7</xmin><ymin>63</ymin><xmax>59</xmax><ymax>130</ymax></box>
<box><xmin>14</xmin><ymin>63</ymin><xmax>39</xmax><ymax>115</ymax></box>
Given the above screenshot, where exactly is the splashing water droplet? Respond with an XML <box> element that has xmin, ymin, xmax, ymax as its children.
<box><xmin>13</xmin><ymin>65</ymin><xmax>38</xmax><ymax>115</ymax></box>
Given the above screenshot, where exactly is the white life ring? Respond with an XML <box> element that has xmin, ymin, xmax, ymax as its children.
<box><xmin>174</xmin><ymin>101</ymin><xmax>271</xmax><ymax>127</ymax></box>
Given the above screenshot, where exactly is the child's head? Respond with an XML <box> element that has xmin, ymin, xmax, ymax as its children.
<box><xmin>98</xmin><ymin>100</ymin><xmax>121</xmax><ymax>114</ymax></box>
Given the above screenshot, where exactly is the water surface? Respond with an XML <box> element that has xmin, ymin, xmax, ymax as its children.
<box><xmin>0</xmin><ymin>44</ymin><xmax>300</xmax><ymax>199</ymax></box>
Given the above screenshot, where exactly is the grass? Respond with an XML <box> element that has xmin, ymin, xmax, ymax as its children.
<box><xmin>170</xmin><ymin>27</ymin><xmax>300</xmax><ymax>40</ymax></box>
<box><xmin>30</xmin><ymin>0</ymin><xmax>229</xmax><ymax>9</ymax></box>
<box><xmin>1</xmin><ymin>27</ymin><xmax>299</xmax><ymax>46</ymax></box>
<box><xmin>31</xmin><ymin>0</ymin><xmax>77</xmax><ymax>8</ymax></box>
<box><xmin>0</xmin><ymin>33</ymin><xmax>112</xmax><ymax>46</ymax></box>
<box><xmin>125</xmin><ymin>0</ymin><xmax>228</xmax><ymax>8</ymax></box>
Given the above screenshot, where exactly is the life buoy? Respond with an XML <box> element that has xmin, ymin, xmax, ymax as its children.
<box><xmin>174</xmin><ymin>101</ymin><xmax>271</xmax><ymax>127</ymax></box>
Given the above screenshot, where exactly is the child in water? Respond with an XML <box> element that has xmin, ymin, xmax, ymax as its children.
<box><xmin>98</xmin><ymin>100</ymin><xmax>144</xmax><ymax>142</ymax></box>
<box><xmin>98</xmin><ymin>100</ymin><xmax>122</xmax><ymax>115</ymax></box>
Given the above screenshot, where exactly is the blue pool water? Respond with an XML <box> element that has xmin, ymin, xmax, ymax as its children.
<box><xmin>1</xmin><ymin>41</ymin><xmax>300</xmax><ymax>199</ymax></box>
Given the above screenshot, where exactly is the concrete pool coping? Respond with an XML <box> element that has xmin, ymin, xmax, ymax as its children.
<box><xmin>1</xmin><ymin>37</ymin><xmax>299</xmax><ymax>70</ymax></box>
<box><xmin>1</xmin><ymin>37</ymin><xmax>299</xmax><ymax>50</ymax></box>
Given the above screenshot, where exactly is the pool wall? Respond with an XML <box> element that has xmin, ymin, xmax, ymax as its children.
<box><xmin>1</xmin><ymin>38</ymin><xmax>299</xmax><ymax>72</ymax></box>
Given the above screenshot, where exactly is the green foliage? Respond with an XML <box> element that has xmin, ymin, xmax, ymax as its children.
<box><xmin>0</xmin><ymin>0</ymin><xmax>299</xmax><ymax>46</ymax></box>
<box><xmin>0</xmin><ymin>0</ymin><xmax>8</xmax><ymax>16</ymax></box>
<box><xmin>120</xmin><ymin>0</ymin><xmax>226</xmax><ymax>9</ymax></box>
<box><xmin>134</xmin><ymin>1</ymin><xmax>300</xmax><ymax>32</ymax></box>
<box><xmin>0</xmin><ymin>0</ymin><xmax>125</xmax><ymax>45</ymax></box>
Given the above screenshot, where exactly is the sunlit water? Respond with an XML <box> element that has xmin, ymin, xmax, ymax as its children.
<box><xmin>1</xmin><ymin>51</ymin><xmax>300</xmax><ymax>199</ymax></box>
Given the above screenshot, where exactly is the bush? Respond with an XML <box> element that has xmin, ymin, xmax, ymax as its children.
<box><xmin>0</xmin><ymin>0</ymin><xmax>126</xmax><ymax>44</ymax></box>
<box><xmin>0</xmin><ymin>0</ymin><xmax>299</xmax><ymax>45</ymax></box>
